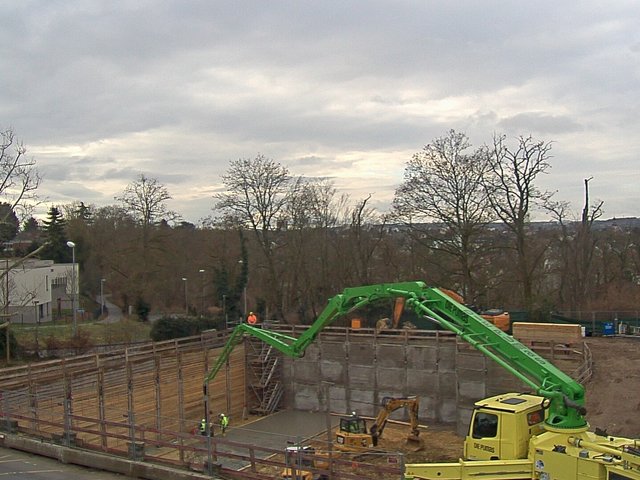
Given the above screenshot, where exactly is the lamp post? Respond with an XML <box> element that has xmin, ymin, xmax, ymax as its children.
<box><xmin>238</xmin><ymin>260</ymin><xmax>247</xmax><ymax>320</ymax></box>
<box><xmin>34</xmin><ymin>300</ymin><xmax>39</xmax><ymax>357</ymax></box>
<box><xmin>100</xmin><ymin>278</ymin><xmax>106</xmax><ymax>316</ymax></box>
<box><xmin>222</xmin><ymin>294</ymin><xmax>227</xmax><ymax>327</ymax></box>
<box><xmin>182</xmin><ymin>277</ymin><xmax>188</xmax><ymax>316</ymax></box>
<box><xmin>66</xmin><ymin>241</ymin><xmax>77</xmax><ymax>335</ymax></box>
<box><xmin>199</xmin><ymin>269</ymin><xmax>205</xmax><ymax>315</ymax></box>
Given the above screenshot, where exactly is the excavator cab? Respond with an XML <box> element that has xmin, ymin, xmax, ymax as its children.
<box><xmin>335</xmin><ymin>413</ymin><xmax>373</xmax><ymax>450</ymax></box>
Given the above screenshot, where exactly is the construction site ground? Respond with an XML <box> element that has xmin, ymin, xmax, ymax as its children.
<box><xmin>233</xmin><ymin>335</ymin><xmax>640</xmax><ymax>477</ymax></box>
<box><xmin>1</xmin><ymin>334</ymin><xmax>637</xmax><ymax>479</ymax></box>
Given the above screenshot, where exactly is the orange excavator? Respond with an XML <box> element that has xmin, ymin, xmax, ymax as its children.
<box><xmin>378</xmin><ymin>290</ymin><xmax>510</xmax><ymax>333</ymax></box>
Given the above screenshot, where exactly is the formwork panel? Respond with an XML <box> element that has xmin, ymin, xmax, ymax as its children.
<box><xmin>321</xmin><ymin>342</ymin><xmax>346</xmax><ymax>361</ymax></box>
<box><xmin>347</xmin><ymin>365</ymin><xmax>376</xmax><ymax>388</ymax></box>
<box><xmin>320</xmin><ymin>360</ymin><xmax>345</xmax><ymax>383</ymax></box>
<box><xmin>377</xmin><ymin>366</ymin><xmax>407</xmax><ymax>389</ymax></box>
<box><xmin>375</xmin><ymin>344</ymin><xmax>405</xmax><ymax>368</ymax></box>
<box><xmin>292</xmin><ymin>358</ymin><xmax>321</xmax><ymax>383</ymax></box>
<box><xmin>292</xmin><ymin>383</ymin><xmax>320</xmax><ymax>411</ymax></box>
<box><xmin>349</xmin><ymin>389</ymin><xmax>375</xmax><ymax>417</ymax></box>
<box><xmin>348</xmin><ymin>343</ymin><xmax>375</xmax><ymax>364</ymax></box>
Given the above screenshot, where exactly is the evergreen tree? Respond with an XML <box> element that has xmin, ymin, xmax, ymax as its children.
<box><xmin>75</xmin><ymin>201</ymin><xmax>93</xmax><ymax>224</ymax></box>
<box><xmin>40</xmin><ymin>206</ymin><xmax>70</xmax><ymax>262</ymax></box>
<box><xmin>0</xmin><ymin>203</ymin><xmax>19</xmax><ymax>243</ymax></box>
<box><xmin>22</xmin><ymin>216</ymin><xmax>39</xmax><ymax>234</ymax></box>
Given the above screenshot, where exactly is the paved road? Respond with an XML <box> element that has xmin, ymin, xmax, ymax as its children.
<box><xmin>0</xmin><ymin>447</ymin><xmax>128</xmax><ymax>479</ymax></box>
<box><xmin>97</xmin><ymin>295</ymin><xmax>123</xmax><ymax>324</ymax></box>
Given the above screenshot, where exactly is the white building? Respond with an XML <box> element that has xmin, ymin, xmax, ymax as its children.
<box><xmin>0</xmin><ymin>259</ymin><xmax>77</xmax><ymax>324</ymax></box>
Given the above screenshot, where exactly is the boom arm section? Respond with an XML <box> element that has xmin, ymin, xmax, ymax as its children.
<box><xmin>203</xmin><ymin>288</ymin><xmax>379</xmax><ymax>384</ymax></box>
<box><xmin>204</xmin><ymin>281</ymin><xmax>586</xmax><ymax>430</ymax></box>
<box><xmin>370</xmin><ymin>396</ymin><xmax>420</xmax><ymax>441</ymax></box>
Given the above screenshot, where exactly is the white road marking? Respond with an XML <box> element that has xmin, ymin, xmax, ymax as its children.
<box><xmin>0</xmin><ymin>469</ymin><xmax>63</xmax><ymax>475</ymax></box>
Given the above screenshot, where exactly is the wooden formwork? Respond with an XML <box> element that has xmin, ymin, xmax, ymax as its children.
<box><xmin>512</xmin><ymin>322</ymin><xmax>584</xmax><ymax>345</ymax></box>
<box><xmin>0</xmin><ymin>332</ymin><xmax>246</xmax><ymax>454</ymax></box>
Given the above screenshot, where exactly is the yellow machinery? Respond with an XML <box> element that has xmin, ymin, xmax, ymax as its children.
<box><xmin>205</xmin><ymin>282</ymin><xmax>640</xmax><ymax>480</ymax></box>
<box><xmin>405</xmin><ymin>392</ymin><xmax>640</xmax><ymax>479</ymax></box>
<box><xmin>281</xmin><ymin>445</ymin><xmax>328</xmax><ymax>480</ymax></box>
<box><xmin>370</xmin><ymin>396</ymin><xmax>421</xmax><ymax>447</ymax></box>
<box><xmin>334</xmin><ymin>395</ymin><xmax>421</xmax><ymax>451</ymax></box>
<box><xmin>335</xmin><ymin>413</ymin><xmax>373</xmax><ymax>451</ymax></box>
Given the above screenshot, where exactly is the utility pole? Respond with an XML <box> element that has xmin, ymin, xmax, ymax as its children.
<box><xmin>100</xmin><ymin>278</ymin><xmax>106</xmax><ymax>316</ymax></box>
<box><xmin>67</xmin><ymin>241</ymin><xmax>77</xmax><ymax>336</ymax></box>
<box><xmin>199</xmin><ymin>269</ymin><xmax>205</xmax><ymax>315</ymax></box>
<box><xmin>182</xmin><ymin>277</ymin><xmax>188</xmax><ymax>316</ymax></box>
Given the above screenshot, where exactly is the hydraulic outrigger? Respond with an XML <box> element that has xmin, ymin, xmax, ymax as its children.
<box><xmin>204</xmin><ymin>281</ymin><xmax>640</xmax><ymax>480</ymax></box>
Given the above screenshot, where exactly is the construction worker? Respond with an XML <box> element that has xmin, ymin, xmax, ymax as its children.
<box><xmin>219</xmin><ymin>413</ymin><xmax>229</xmax><ymax>434</ymax></box>
<box><xmin>198</xmin><ymin>418</ymin><xmax>208</xmax><ymax>436</ymax></box>
<box><xmin>247</xmin><ymin>311</ymin><xmax>257</xmax><ymax>325</ymax></box>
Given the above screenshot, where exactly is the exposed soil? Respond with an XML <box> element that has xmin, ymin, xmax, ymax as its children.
<box><xmin>371</xmin><ymin>423</ymin><xmax>463</xmax><ymax>464</ymax></box>
<box><xmin>583</xmin><ymin>336</ymin><xmax>640</xmax><ymax>438</ymax></box>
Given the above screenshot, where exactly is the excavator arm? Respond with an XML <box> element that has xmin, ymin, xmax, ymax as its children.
<box><xmin>204</xmin><ymin>281</ymin><xmax>586</xmax><ymax>430</ymax></box>
<box><xmin>370</xmin><ymin>396</ymin><xmax>421</xmax><ymax>443</ymax></box>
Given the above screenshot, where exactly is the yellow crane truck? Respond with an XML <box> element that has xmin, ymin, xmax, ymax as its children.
<box><xmin>205</xmin><ymin>281</ymin><xmax>640</xmax><ymax>480</ymax></box>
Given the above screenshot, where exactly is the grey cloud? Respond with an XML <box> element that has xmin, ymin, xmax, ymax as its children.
<box><xmin>498</xmin><ymin>113</ymin><xmax>584</xmax><ymax>135</ymax></box>
<box><xmin>0</xmin><ymin>0</ymin><xmax>638</xmax><ymax>222</ymax></box>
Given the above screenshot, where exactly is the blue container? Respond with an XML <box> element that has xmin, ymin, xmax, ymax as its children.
<box><xmin>603</xmin><ymin>322</ymin><xmax>614</xmax><ymax>335</ymax></box>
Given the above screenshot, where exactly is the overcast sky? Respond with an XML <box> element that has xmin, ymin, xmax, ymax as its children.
<box><xmin>1</xmin><ymin>1</ymin><xmax>638</xmax><ymax>224</ymax></box>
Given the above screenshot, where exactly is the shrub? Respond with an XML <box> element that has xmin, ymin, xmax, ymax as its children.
<box><xmin>150</xmin><ymin>316</ymin><xmax>224</xmax><ymax>342</ymax></box>
<box><xmin>0</xmin><ymin>330</ymin><xmax>18</xmax><ymax>360</ymax></box>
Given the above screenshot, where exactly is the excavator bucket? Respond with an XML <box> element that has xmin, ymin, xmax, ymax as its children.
<box><xmin>406</xmin><ymin>431</ymin><xmax>424</xmax><ymax>452</ymax></box>
<box><xmin>392</xmin><ymin>297</ymin><xmax>405</xmax><ymax>328</ymax></box>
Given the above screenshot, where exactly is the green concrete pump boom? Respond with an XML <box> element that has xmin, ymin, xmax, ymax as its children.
<box><xmin>204</xmin><ymin>281</ymin><xmax>586</xmax><ymax>430</ymax></box>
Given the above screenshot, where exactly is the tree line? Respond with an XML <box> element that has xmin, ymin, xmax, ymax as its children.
<box><xmin>2</xmin><ymin>127</ymin><xmax>638</xmax><ymax>325</ymax></box>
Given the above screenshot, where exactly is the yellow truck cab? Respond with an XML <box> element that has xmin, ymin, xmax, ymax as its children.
<box><xmin>464</xmin><ymin>393</ymin><xmax>546</xmax><ymax>461</ymax></box>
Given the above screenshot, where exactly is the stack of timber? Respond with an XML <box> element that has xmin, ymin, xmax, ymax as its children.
<box><xmin>512</xmin><ymin>321</ymin><xmax>586</xmax><ymax>373</ymax></box>
<box><xmin>512</xmin><ymin>322</ymin><xmax>583</xmax><ymax>346</ymax></box>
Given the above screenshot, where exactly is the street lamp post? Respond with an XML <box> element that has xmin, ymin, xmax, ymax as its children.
<box><xmin>34</xmin><ymin>300</ymin><xmax>39</xmax><ymax>358</ymax></box>
<box><xmin>222</xmin><ymin>294</ymin><xmax>227</xmax><ymax>327</ymax></box>
<box><xmin>238</xmin><ymin>260</ymin><xmax>247</xmax><ymax>320</ymax></box>
<box><xmin>100</xmin><ymin>278</ymin><xmax>106</xmax><ymax>316</ymax></box>
<box><xmin>182</xmin><ymin>277</ymin><xmax>188</xmax><ymax>316</ymax></box>
<box><xmin>66</xmin><ymin>241</ymin><xmax>77</xmax><ymax>336</ymax></box>
<box><xmin>199</xmin><ymin>269</ymin><xmax>205</xmax><ymax>315</ymax></box>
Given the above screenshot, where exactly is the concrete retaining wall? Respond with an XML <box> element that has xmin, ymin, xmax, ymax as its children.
<box><xmin>281</xmin><ymin>331</ymin><xmax>530</xmax><ymax>435</ymax></box>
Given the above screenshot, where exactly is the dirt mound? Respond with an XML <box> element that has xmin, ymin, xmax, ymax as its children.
<box><xmin>584</xmin><ymin>336</ymin><xmax>640</xmax><ymax>438</ymax></box>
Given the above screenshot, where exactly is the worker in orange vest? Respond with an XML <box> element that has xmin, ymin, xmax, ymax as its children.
<box><xmin>247</xmin><ymin>311</ymin><xmax>258</xmax><ymax>325</ymax></box>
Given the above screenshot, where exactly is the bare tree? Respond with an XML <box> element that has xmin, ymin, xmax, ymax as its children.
<box><xmin>486</xmin><ymin>134</ymin><xmax>554</xmax><ymax>311</ymax></box>
<box><xmin>342</xmin><ymin>194</ymin><xmax>387</xmax><ymax>286</ymax></box>
<box><xmin>116</xmin><ymin>174</ymin><xmax>177</xmax><ymax>295</ymax></box>
<box><xmin>548</xmin><ymin>178</ymin><xmax>604</xmax><ymax>310</ymax></box>
<box><xmin>393</xmin><ymin>130</ymin><xmax>495</xmax><ymax>300</ymax></box>
<box><xmin>0</xmin><ymin>128</ymin><xmax>42</xmax><ymax>231</ymax></box>
<box><xmin>116</xmin><ymin>174</ymin><xmax>176</xmax><ymax>229</ymax></box>
<box><xmin>214</xmin><ymin>155</ymin><xmax>292</xmax><ymax>321</ymax></box>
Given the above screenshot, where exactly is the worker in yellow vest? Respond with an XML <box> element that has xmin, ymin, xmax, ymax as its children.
<box><xmin>219</xmin><ymin>413</ymin><xmax>229</xmax><ymax>435</ymax></box>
